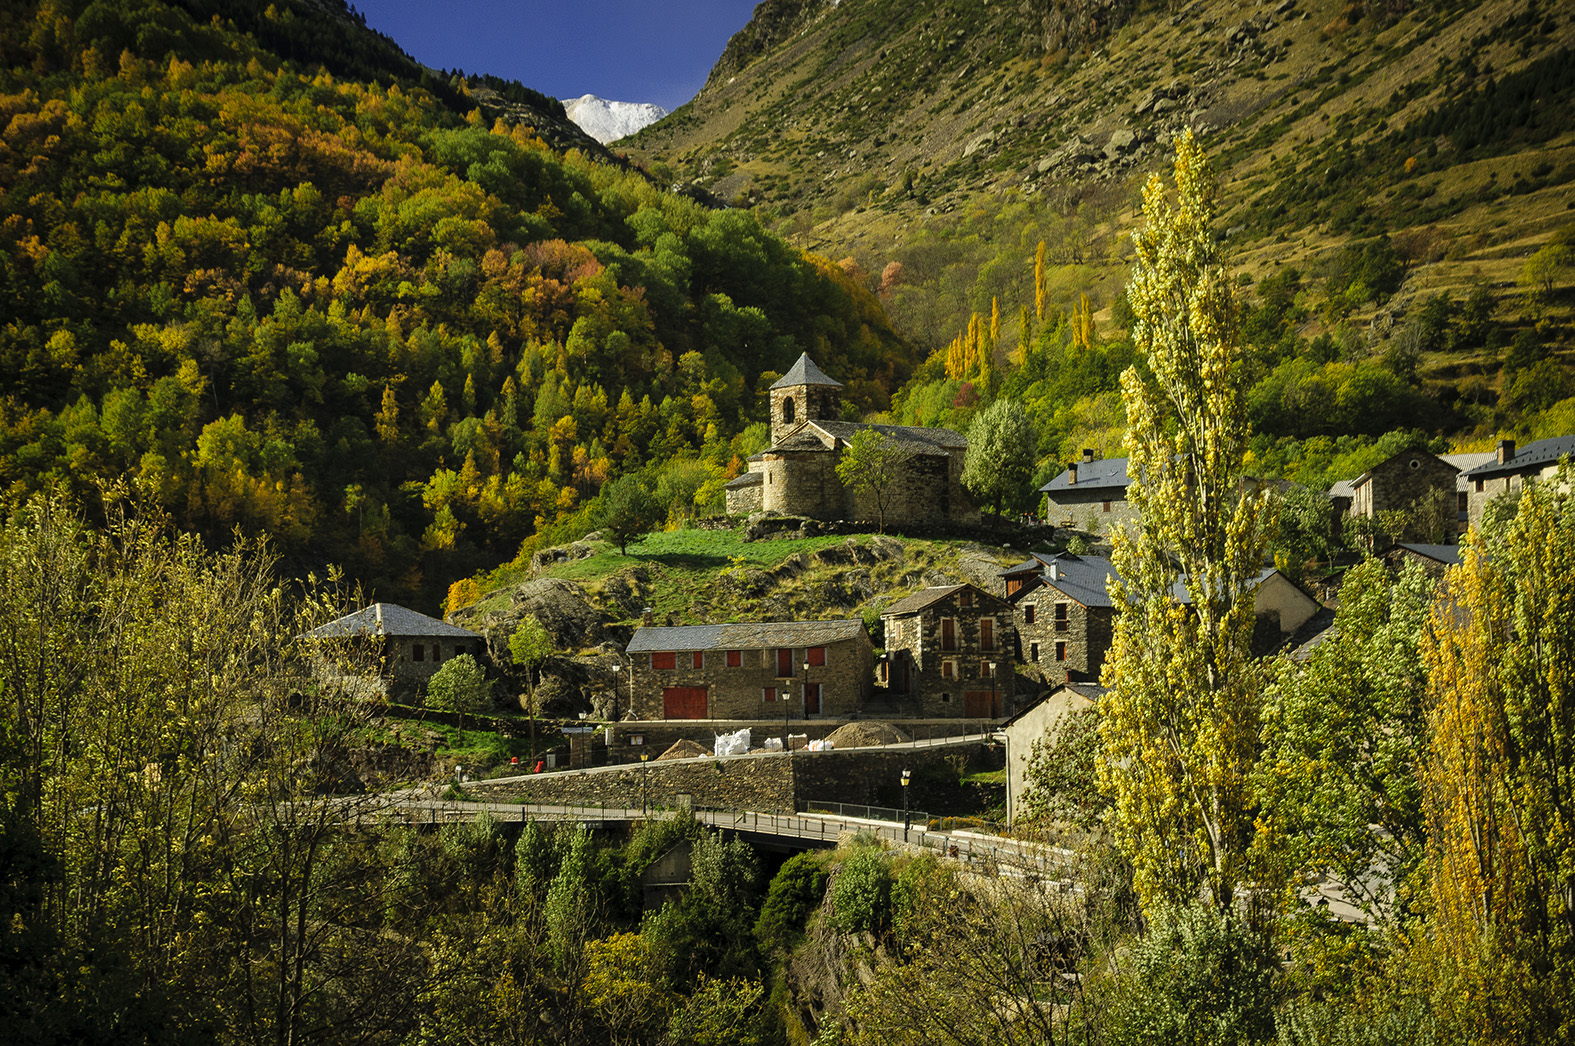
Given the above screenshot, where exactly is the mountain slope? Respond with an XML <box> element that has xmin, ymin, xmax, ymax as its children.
<box><xmin>624</xmin><ymin>0</ymin><xmax>1575</xmax><ymax>420</ymax></box>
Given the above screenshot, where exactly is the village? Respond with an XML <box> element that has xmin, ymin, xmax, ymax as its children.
<box><xmin>307</xmin><ymin>354</ymin><xmax>1575</xmax><ymax>833</ymax></box>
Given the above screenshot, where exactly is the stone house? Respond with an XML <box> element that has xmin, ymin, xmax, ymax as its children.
<box><xmin>1441</xmin><ymin>452</ymin><xmax>1495</xmax><ymax>535</ymax></box>
<box><xmin>300</xmin><ymin>602</ymin><xmax>486</xmax><ymax>700</ymax></box>
<box><xmin>1379</xmin><ymin>541</ymin><xmax>1463</xmax><ymax>578</ymax></box>
<box><xmin>1002</xmin><ymin>553</ymin><xmax>1322</xmax><ymax>682</ymax></box>
<box><xmin>625</xmin><ymin>619</ymin><xmax>873</xmax><ymax>721</ymax></box>
<box><xmin>1039</xmin><ymin>450</ymin><xmax>1136</xmax><ymax>532</ymax></box>
<box><xmin>728</xmin><ymin>353</ymin><xmax>978</xmax><ymax>524</ymax></box>
<box><xmin>879</xmin><ymin>584</ymin><xmax>1017</xmax><ymax>718</ymax></box>
<box><xmin>1461</xmin><ymin>436</ymin><xmax>1575</xmax><ymax>529</ymax></box>
<box><xmin>1343</xmin><ymin>448</ymin><xmax>1460</xmax><ymax>540</ymax></box>
<box><xmin>1001</xmin><ymin>553</ymin><xmax>1117</xmax><ymax>684</ymax></box>
<box><xmin>999</xmin><ymin>682</ymin><xmax>1103</xmax><ymax>826</ymax></box>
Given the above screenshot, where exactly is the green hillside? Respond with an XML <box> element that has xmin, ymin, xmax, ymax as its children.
<box><xmin>0</xmin><ymin>0</ymin><xmax>921</xmax><ymax>609</ymax></box>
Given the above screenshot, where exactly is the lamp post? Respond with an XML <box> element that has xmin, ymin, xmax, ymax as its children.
<box><xmin>641</xmin><ymin>751</ymin><xmax>649</xmax><ymax>816</ymax></box>
<box><xmin>803</xmin><ymin>660</ymin><xmax>811</xmax><ymax>717</ymax></box>
<box><xmin>901</xmin><ymin>769</ymin><xmax>912</xmax><ymax>841</ymax></box>
<box><xmin>989</xmin><ymin>661</ymin><xmax>998</xmax><ymax>723</ymax></box>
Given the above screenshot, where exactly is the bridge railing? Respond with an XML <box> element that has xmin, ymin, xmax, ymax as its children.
<box><xmin>800</xmin><ymin>800</ymin><xmax>930</xmax><ymax>826</ymax></box>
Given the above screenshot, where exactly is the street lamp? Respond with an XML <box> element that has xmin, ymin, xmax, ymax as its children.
<box><xmin>641</xmin><ymin>751</ymin><xmax>650</xmax><ymax>816</ymax></box>
<box><xmin>803</xmin><ymin>660</ymin><xmax>811</xmax><ymax>717</ymax></box>
<box><xmin>610</xmin><ymin>663</ymin><xmax>620</xmax><ymax>724</ymax></box>
<box><xmin>901</xmin><ymin>769</ymin><xmax>912</xmax><ymax>841</ymax></box>
<box><xmin>989</xmin><ymin>661</ymin><xmax>998</xmax><ymax>722</ymax></box>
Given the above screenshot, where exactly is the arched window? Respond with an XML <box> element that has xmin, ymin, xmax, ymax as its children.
<box><xmin>782</xmin><ymin>396</ymin><xmax>796</xmax><ymax>424</ymax></box>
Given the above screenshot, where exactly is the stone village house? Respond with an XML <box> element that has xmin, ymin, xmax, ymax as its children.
<box><xmin>1460</xmin><ymin>436</ymin><xmax>1575</xmax><ymax>529</ymax></box>
<box><xmin>723</xmin><ymin>353</ymin><xmax>978</xmax><ymax>524</ymax></box>
<box><xmin>1038</xmin><ymin>450</ymin><xmax>1136</xmax><ymax>532</ymax></box>
<box><xmin>300</xmin><ymin>602</ymin><xmax>485</xmax><ymax>701</ymax></box>
<box><xmin>879</xmin><ymin>583</ymin><xmax>1018</xmax><ymax>718</ymax></box>
<box><xmin>1001</xmin><ymin>552</ymin><xmax>1322</xmax><ymax>684</ymax></box>
<box><xmin>624</xmin><ymin>619</ymin><xmax>873</xmax><ymax>720</ymax></box>
<box><xmin>1000</xmin><ymin>682</ymin><xmax>1104</xmax><ymax>826</ymax></box>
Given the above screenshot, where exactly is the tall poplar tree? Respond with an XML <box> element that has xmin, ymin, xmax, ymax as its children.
<box><xmin>1097</xmin><ymin>130</ymin><xmax>1276</xmax><ymax>918</ymax></box>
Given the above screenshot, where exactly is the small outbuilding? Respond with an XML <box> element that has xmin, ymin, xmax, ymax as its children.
<box><xmin>300</xmin><ymin>602</ymin><xmax>485</xmax><ymax>700</ymax></box>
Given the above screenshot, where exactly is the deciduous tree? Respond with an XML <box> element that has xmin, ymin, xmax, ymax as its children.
<box><xmin>1097</xmin><ymin>130</ymin><xmax>1276</xmax><ymax>918</ymax></box>
<box><xmin>961</xmin><ymin>398</ymin><xmax>1037</xmax><ymax>516</ymax></box>
<box><xmin>836</xmin><ymin>429</ymin><xmax>911</xmax><ymax>533</ymax></box>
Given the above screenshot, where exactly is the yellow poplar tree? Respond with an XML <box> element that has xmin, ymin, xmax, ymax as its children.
<box><xmin>1034</xmin><ymin>240</ymin><xmax>1048</xmax><ymax>321</ymax></box>
<box><xmin>1097</xmin><ymin>129</ymin><xmax>1276</xmax><ymax>917</ymax></box>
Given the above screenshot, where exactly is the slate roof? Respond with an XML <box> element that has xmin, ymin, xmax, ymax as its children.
<box><xmin>770</xmin><ymin>352</ymin><xmax>843</xmax><ymax>389</ymax></box>
<box><xmin>723</xmin><ymin>471</ymin><xmax>763</xmax><ymax>489</ymax></box>
<box><xmin>626</xmin><ymin>619</ymin><xmax>866</xmax><ymax>653</ymax></box>
<box><xmin>1328</xmin><ymin>478</ymin><xmax>1358</xmax><ymax>500</ymax></box>
<box><xmin>301</xmin><ymin>603</ymin><xmax>481</xmax><ymax>640</ymax></box>
<box><xmin>1441</xmin><ymin>452</ymin><xmax>1495</xmax><ymax>489</ymax></box>
<box><xmin>1039</xmin><ymin>456</ymin><xmax>1131</xmax><ymax>494</ymax></box>
<box><xmin>814</xmin><ymin>419</ymin><xmax>968</xmax><ymax>452</ymax></box>
<box><xmin>1029</xmin><ymin>554</ymin><xmax>1121</xmax><ymax>608</ymax></box>
<box><xmin>1287</xmin><ymin>608</ymin><xmax>1338</xmax><ymax>663</ymax></box>
<box><xmin>1461</xmin><ymin>435</ymin><xmax>1575</xmax><ymax>479</ymax></box>
<box><xmin>1390</xmin><ymin>542</ymin><xmax>1463</xmax><ymax>566</ymax></box>
<box><xmin>880</xmin><ymin>585</ymin><xmax>968</xmax><ymax>616</ymax></box>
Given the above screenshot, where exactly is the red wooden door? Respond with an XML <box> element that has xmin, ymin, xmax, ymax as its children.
<box><xmin>941</xmin><ymin>618</ymin><xmax>956</xmax><ymax>650</ymax></box>
<box><xmin>662</xmin><ymin>686</ymin><xmax>708</xmax><ymax>719</ymax></box>
<box><xmin>805</xmin><ymin>683</ymin><xmax>821</xmax><ymax>716</ymax></box>
<box><xmin>777</xmin><ymin>647</ymin><xmax>793</xmax><ymax>677</ymax></box>
<box><xmin>963</xmin><ymin>691</ymin><xmax>995</xmax><ymax>718</ymax></box>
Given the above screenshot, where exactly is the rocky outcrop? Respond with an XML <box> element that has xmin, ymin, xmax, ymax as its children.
<box><xmin>703</xmin><ymin>0</ymin><xmax>831</xmax><ymax>90</ymax></box>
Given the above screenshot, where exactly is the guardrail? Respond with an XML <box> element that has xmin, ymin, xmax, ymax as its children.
<box><xmin>801</xmin><ymin>800</ymin><xmax>930</xmax><ymax>825</ymax></box>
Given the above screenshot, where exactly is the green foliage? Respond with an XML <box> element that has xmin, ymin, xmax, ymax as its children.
<box><xmin>1105</xmin><ymin>903</ymin><xmax>1281</xmax><ymax>1046</ymax></box>
<box><xmin>754</xmin><ymin>851</ymin><xmax>830</xmax><ymax>954</ymax></box>
<box><xmin>1022</xmin><ymin>704</ymin><xmax>1107</xmax><ymax>830</ymax></box>
<box><xmin>835</xmin><ymin>429</ymin><xmax>911</xmax><ymax>532</ymax></box>
<box><xmin>829</xmin><ymin>847</ymin><xmax>892</xmax><ymax>935</ymax></box>
<box><xmin>960</xmin><ymin>398</ymin><xmax>1038</xmax><ymax>515</ymax></box>
<box><xmin>424</xmin><ymin>652</ymin><xmax>492</xmax><ymax>713</ymax></box>
<box><xmin>596</xmin><ymin>473</ymin><xmax>660</xmax><ymax>552</ymax></box>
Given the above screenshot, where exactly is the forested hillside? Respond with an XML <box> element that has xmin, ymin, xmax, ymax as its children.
<box><xmin>0</xmin><ymin>0</ymin><xmax>919</xmax><ymax>607</ymax></box>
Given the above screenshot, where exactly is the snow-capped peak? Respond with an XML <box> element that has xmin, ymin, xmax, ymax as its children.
<box><xmin>563</xmin><ymin>95</ymin><xmax>668</xmax><ymax>144</ymax></box>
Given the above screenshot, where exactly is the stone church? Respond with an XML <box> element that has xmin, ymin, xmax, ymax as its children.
<box><xmin>723</xmin><ymin>354</ymin><xmax>978</xmax><ymax>524</ymax></box>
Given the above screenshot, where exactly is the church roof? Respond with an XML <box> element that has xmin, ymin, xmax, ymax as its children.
<box><xmin>816</xmin><ymin>420</ymin><xmax>967</xmax><ymax>452</ymax></box>
<box><xmin>770</xmin><ymin>353</ymin><xmax>843</xmax><ymax>390</ymax></box>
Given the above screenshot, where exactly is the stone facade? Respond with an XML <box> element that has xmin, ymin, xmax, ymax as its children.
<box><xmin>1349</xmin><ymin>449</ymin><xmax>1459</xmax><ymax>523</ymax></box>
<box><xmin>1462</xmin><ymin>437</ymin><xmax>1575</xmax><ymax>529</ymax></box>
<box><xmin>1039</xmin><ymin>452</ymin><xmax>1135</xmax><ymax>533</ymax></box>
<box><xmin>723</xmin><ymin>471</ymin><xmax>763</xmax><ymax>515</ymax></box>
<box><xmin>880</xmin><ymin>584</ymin><xmax>1018</xmax><ymax>718</ymax></box>
<box><xmin>301</xmin><ymin>602</ymin><xmax>485</xmax><ymax>701</ymax></box>
<box><xmin>1014</xmin><ymin>594</ymin><xmax>1112</xmax><ymax>684</ymax></box>
<box><xmin>626</xmin><ymin>620</ymin><xmax>873</xmax><ymax>721</ymax></box>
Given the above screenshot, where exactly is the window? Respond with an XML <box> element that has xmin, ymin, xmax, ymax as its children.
<box><xmin>431</xmin><ymin>645</ymin><xmax>442</xmax><ymax>663</ymax></box>
<box><xmin>941</xmin><ymin>693</ymin><xmax>952</xmax><ymax>704</ymax></box>
<box><xmin>652</xmin><ymin>651</ymin><xmax>677</xmax><ymax>670</ymax></box>
<box><xmin>942</xmin><ymin>660</ymin><xmax>957</xmax><ymax>680</ymax></box>
<box><xmin>808</xmin><ymin>646</ymin><xmax>826</xmax><ymax>667</ymax></box>
<box><xmin>1030</xmin><ymin>642</ymin><xmax>1040</xmax><ymax>662</ymax></box>
<box><xmin>941</xmin><ymin>618</ymin><xmax>957</xmax><ymax>651</ymax></box>
<box><xmin>726</xmin><ymin>649</ymin><xmax>742</xmax><ymax>668</ymax></box>
<box><xmin>959</xmin><ymin>590</ymin><xmax>973</xmax><ymax>607</ymax></box>
<box><xmin>980</xmin><ymin>618</ymin><xmax>995</xmax><ymax>651</ymax></box>
<box><xmin>412</xmin><ymin>643</ymin><xmax>424</xmax><ymax>662</ymax></box>
<box><xmin>1475</xmin><ymin>478</ymin><xmax>1485</xmax><ymax>493</ymax></box>
<box><xmin>1055</xmin><ymin>641</ymin><xmax>1067</xmax><ymax>662</ymax></box>
<box><xmin>762</xmin><ymin>687</ymin><xmax>777</xmax><ymax>703</ymax></box>
<box><xmin>980</xmin><ymin>661</ymin><xmax>995</xmax><ymax>679</ymax></box>
<box><xmin>1024</xmin><ymin>604</ymin><xmax>1036</xmax><ymax>624</ymax></box>
<box><xmin>692</xmin><ymin>651</ymin><xmax>704</xmax><ymax>669</ymax></box>
<box><xmin>1102</xmin><ymin>501</ymin><xmax>1112</xmax><ymax>513</ymax></box>
<box><xmin>782</xmin><ymin>396</ymin><xmax>795</xmax><ymax>423</ymax></box>
<box><xmin>1457</xmin><ymin>492</ymin><xmax>1468</xmax><ymax>512</ymax></box>
<box><xmin>776</xmin><ymin>648</ymin><xmax>794</xmax><ymax>677</ymax></box>
<box><xmin>1055</xmin><ymin>603</ymin><xmax>1069</xmax><ymax>632</ymax></box>
<box><xmin>1409</xmin><ymin>458</ymin><xmax>1422</xmax><ymax>470</ymax></box>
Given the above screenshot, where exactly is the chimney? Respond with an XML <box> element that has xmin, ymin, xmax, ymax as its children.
<box><xmin>1082</xmin><ymin>448</ymin><xmax>1095</xmax><ymax>464</ymax></box>
<box><xmin>1048</xmin><ymin>560</ymin><xmax>1060</xmax><ymax>582</ymax></box>
<box><xmin>641</xmin><ymin>607</ymin><xmax>654</xmax><ymax>627</ymax></box>
<box><xmin>1497</xmin><ymin>439</ymin><xmax>1516</xmax><ymax>465</ymax></box>
<box><xmin>1067</xmin><ymin>462</ymin><xmax>1078</xmax><ymax>485</ymax></box>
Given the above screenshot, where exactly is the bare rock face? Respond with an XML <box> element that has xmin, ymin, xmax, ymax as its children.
<box><xmin>508</xmin><ymin>578</ymin><xmax>605</xmax><ymax>649</ymax></box>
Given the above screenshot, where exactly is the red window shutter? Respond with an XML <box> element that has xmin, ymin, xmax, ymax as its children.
<box><xmin>808</xmin><ymin>646</ymin><xmax>826</xmax><ymax>667</ymax></box>
<box><xmin>981</xmin><ymin>619</ymin><xmax>994</xmax><ymax>651</ymax></box>
<box><xmin>692</xmin><ymin>651</ymin><xmax>704</xmax><ymax>669</ymax></box>
<box><xmin>652</xmin><ymin>651</ymin><xmax>676</xmax><ymax>670</ymax></box>
<box><xmin>763</xmin><ymin>687</ymin><xmax>776</xmax><ymax>703</ymax></box>
<box><xmin>727</xmin><ymin>649</ymin><xmax>741</xmax><ymax>668</ymax></box>
<box><xmin>777</xmin><ymin>648</ymin><xmax>793</xmax><ymax>677</ymax></box>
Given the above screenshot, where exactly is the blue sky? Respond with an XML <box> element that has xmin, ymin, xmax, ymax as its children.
<box><xmin>357</xmin><ymin>0</ymin><xmax>761</xmax><ymax>112</ymax></box>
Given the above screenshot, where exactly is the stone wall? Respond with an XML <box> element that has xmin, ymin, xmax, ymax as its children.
<box><xmin>464</xmin><ymin>738</ymin><xmax>993</xmax><ymax>815</ymax></box>
<box><xmin>1013</xmin><ymin>594</ymin><xmax>1110</xmax><ymax>683</ymax></box>
<box><xmin>605</xmin><ymin>717</ymin><xmax>1000</xmax><ymax>758</ymax></box>
<box><xmin>382</xmin><ymin>634</ymin><xmax>485</xmax><ymax>699</ymax></box>
<box><xmin>1044</xmin><ymin>493</ymin><xmax>1139</xmax><ymax>535</ymax></box>
<box><xmin>883</xmin><ymin>588</ymin><xmax>1018</xmax><ymax>717</ymax></box>
<box><xmin>770</xmin><ymin>386</ymin><xmax>841</xmax><ymax>442</ymax></box>
<box><xmin>1002</xmin><ymin>687</ymin><xmax>1094</xmax><ymax>825</ymax></box>
<box><xmin>629</xmin><ymin>634</ymin><xmax>873</xmax><ymax>721</ymax></box>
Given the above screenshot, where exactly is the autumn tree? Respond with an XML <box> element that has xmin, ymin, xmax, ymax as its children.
<box><xmin>835</xmin><ymin>428</ymin><xmax>911</xmax><ymax>533</ymax></box>
<box><xmin>1097</xmin><ymin>130</ymin><xmax>1277</xmax><ymax>918</ymax></box>
<box><xmin>1421</xmin><ymin>463</ymin><xmax>1575</xmax><ymax>1039</ymax></box>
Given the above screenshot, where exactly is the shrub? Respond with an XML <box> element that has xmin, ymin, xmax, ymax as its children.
<box><xmin>424</xmin><ymin>653</ymin><xmax>492</xmax><ymax>713</ymax></box>
<box><xmin>829</xmin><ymin>847</ymin><xmax>891</xmax><ymax>935</ymax></box>
<box><xmin>754</xmin><ymin>851</ymin><xmax>829</xmax><ymax>954</ymax></box>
